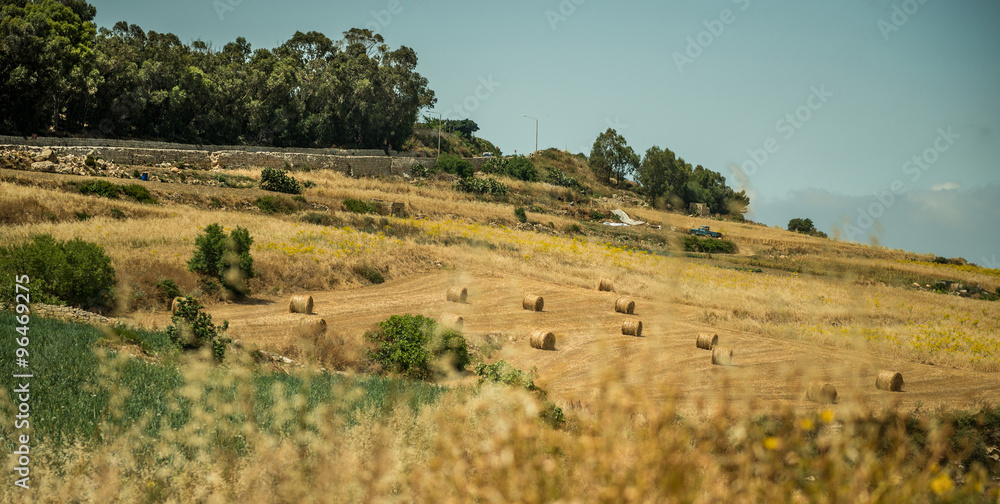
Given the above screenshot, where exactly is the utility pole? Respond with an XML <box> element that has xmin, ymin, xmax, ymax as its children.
<box><xmin>523</xmin><ymin>114</ymin><xmax>538</xmax><ymax>157</ymax></box>
<box><xmin>429</xmin><ymin>111</ymin><xmax>443</xmax><ymax>157</ymax></box>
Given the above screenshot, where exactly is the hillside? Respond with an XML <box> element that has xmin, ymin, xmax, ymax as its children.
<box><xmin>1</xmin><ymin>153</ymin><xmax>999</xmax><ymax>501</ymax></box>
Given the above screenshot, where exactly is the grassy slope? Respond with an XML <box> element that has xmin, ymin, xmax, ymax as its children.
<box><xmin>1</xmin><ymin>151</ymin><xmax>1000</xmax><ymax>501</ymax></box>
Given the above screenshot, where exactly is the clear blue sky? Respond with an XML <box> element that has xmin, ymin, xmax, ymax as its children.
<box><xmin>91</xmin><ymin>0</ymin><xmax>1000</xmax><ymax>265</ymax></box>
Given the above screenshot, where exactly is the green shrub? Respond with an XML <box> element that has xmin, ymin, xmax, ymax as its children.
<box><xmin>475</xmin><ymin>360</ymin><xmax>564</xmax><ymax>428</ymax></box>
<box><xmin>301</xmin><ymin>212</ymin><xmax>338</xmax><ymax>226</ymax></box>
<box><xmin>166</xmin><ymin>296</ymin><xmax>230</xmax><ymax>362</ymax></box>
<box><xmin>482</xmin><ymin>156</ymin><xmax>539</xmax><ymax>182</ymax></box>
<box><xmin>255</xmin><ymin>195</ymin><xmax>297</xmax><ymax>214</ymax></box>
<box><xmin>514</xmin><ymin>207</ymin><xmax>527</xmax><ymax>223</ymax></box>
<box><xmin>187</xmin><ymin>223</ymin><xmax>255</xmax><ymax>297</ymax></box>
<box><xmin>454</xmin><ymin>177</ymin><xmax>509</xmax><ymax>197</ymax></box>
<box><xmin>475</xmin><ymin>360</ymin><xmax>537</xmax><ymax>391</ymax></box>
<box><xmin>933</xmin><ymin>256</ymin><xmax>949</xmax><ymax>264</ymax></box>
<box><xmin>0</xmin><ymin>235</ymin><xmax>116</xmax><ymax>310</ymax></box>
<box><xmin>547</xmin><ymin>168</ymin><xmax>584</xmax><ymax>191</ymax></box>
<box><xmin>108</xmin><ymin>208</ymin><xmax>126</xmax><ymax>220</ymax></box>
<box><xmin>411</xmin><ymin>163</ymin><xmax>428</xmax><ymax>177</ymax></box>
<box><xmin>79</xmin><ymin>179</ymin><xmax>121</xmax><ymax>199</ymax></box>
<box><xmin>365</xmin><ymin>314</ymin><xmax>470</xmax><ymax>380</ymax></box>
<box><xmin>343</xmin><ymin>199</ymin><xmax>374</xmax><ymax>214</ymax></box>
<box><xmin>79</xmin><ymin>180</ymin><xmax>157</xmax><ymax>204</ymax></box>
<box><xmin>563</xmin><ymin>223</ymin><xmax>583</xmax><ymax>234</ymax></box>
<box><xmin>354</xmin><ymin>265</ymin><xmax>385</xmax><ymax>285</ymax></box>
<box><xmin>155</xmin><ymin>278</ymin><xmax>181</xmax><ymax>304</ymax></box>
<box><xmin>302</xmin><ymin>180</ymin><xmax>316</xmax><ymax>189</ymax></box>
<box><xmin>436</xmin><ymin>154</ymin><xmax>474</xmax><ymax>179</ymax></box>
<box><xmin>683</xmin><ymin>235</ymin><xmax>737</xmax><ymax>254</ymax></box>
<box><xmin>75</xmin><ymin>211</ymin><xmax>92</xmax><ymax>221</ymax></box>
<box><xmin>260</xmin><ymin>167</ymin><xmax>302</xmax><ymax>194</ymax></box>
<box><xmin>120</xmin><ymin>184</ymin><xmax>157</xmax><ymax>204</ymax></box>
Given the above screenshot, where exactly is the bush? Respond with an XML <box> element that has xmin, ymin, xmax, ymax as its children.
<box><xmin>166</xmin><ymin>296</ymin><xmax>230</xmax><ymax>362</ymax></box>
<box><xmin>120</xmin><ymin>184</ymin><xmax>157</xmax><ymax>204</ymax></box>
<box><xmin>683</xmin><ymin>235</ymin><xmax>737</xmax><ymax>254</ymax></box>
<box><xmin>514</xmin><ymin>207</ymin><xmax>527</xmax><ymax>223</ymax></box>
<box><xmin>365</xmin><ymin>314</ymin><xmax>470</xmax><ymax>380</ymax></box>
<box><xmin>411</xmin><ymin>163</ymin><xmax>428</xmax><ymax>177</ymax></box>
<box><xmin>563</xmin><ymin>223</ymin><xmax>583</xmax><ymax>234</ymax></box>
<box><xmin>301</xmin><ymin>212</ymin><xmax>338</xmax><ymax>226</ymax></box>
<box><xmin>454</xmin><ymin>177</ymin><xmax>509</xmax><ymax>197</ymax></box>
<box><xmin>260</xmin><ymin>167</ymin><xmax>302</xmax><ymax>194</ymax></box>
<box><xmin>187</xmin><ymin>223</ymin><xmax>255</xmax><ymax>297</ymax></box>
<box><xmin>255</xmin><ymin>195</ymin><xmax>297</xmax><ymax>215</ymax></box>
<box><xmin>475</xmin><ymin>360</ymin><xmax>564</xmax><ymax>428</ymax></box>
<box><xmin>353</xmin><ymin>265</ymin><xmax>385</xmax><ymax>285</ymax></box>
<box><xmin>155</xmin><ymin>278</ymin><xmax>181</xmax><ymax>304</ymax></box>
<box><xmin>436</xmin><ymin>154</ymin><xmax>474</xmax><ymax>179</ymax></box>
<box><xmin>547</xmin><ymin>168</ymin><xmax>584</xmax><ymax>191</ymax></box>
<box><xmin>79</xmin><ymin>180</ymin><xmax>157</xmax><ymax>204</ymax></box>
<box><xmin>79</xmin><ymin>179</ymin><xmax>121</xmax><ymax>199</ymax></box>
<box><xmin>343</xmin><ymin>199</ymin><xmax>374</xmax><ymax>214</ymax></box>
<box><xmin>482</xmin><ymin>156</ymin><xmax>538</xmax><ymax>182</ymax></box>
<box><xmin>0</xmin><ymin>235</ymin><xmax>117</xmax><ymax>310</ymax></box>
<box><xmin>475</xmin><ymin>360</ymin><xmax>537</xmax><ymax>391</ymax></box>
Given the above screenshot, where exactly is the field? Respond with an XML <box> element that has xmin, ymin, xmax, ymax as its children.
<box><xmin>1</xmin><ymin>154</ymin><xmax>999</xmax><ymax>502</ymax></box>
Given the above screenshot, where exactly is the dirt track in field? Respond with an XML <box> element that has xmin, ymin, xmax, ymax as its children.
<box><xmin>135</xmin><ymin>270</ymin><xmax>1000</xmax><ymax>416</ymax></box>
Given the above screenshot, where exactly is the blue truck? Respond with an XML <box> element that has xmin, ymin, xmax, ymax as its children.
<box><xmin>689</xmin><ymin>225</ymin><xmax>722</xmax><ymax>239</ymax></box>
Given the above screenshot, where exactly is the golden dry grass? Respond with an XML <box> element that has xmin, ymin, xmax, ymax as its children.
<box><xmin>2</xmin><ymin>164</ymin><xmax>1000</xmax><ymax>502</ymax></box>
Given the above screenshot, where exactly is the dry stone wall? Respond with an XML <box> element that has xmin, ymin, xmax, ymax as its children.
<box><xmin>0</xmin><ymin>136</ymin><xmax>441</xmax><ymax>178</ymax></box>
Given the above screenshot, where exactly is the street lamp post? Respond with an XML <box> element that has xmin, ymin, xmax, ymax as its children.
<box><xmin>523</xmin><ymin>114</ymin><xmax>538</xmax><ymax>157</ymax></box>
<box><xmin>429</xmin><ymin>111</ymin><xmax>443</xmax><ymax>157</ymax></box>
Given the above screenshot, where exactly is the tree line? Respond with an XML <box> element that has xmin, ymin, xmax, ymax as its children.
<box><xmin>0</xmin><ymin>0</ymin><xmax>436</xmax><ymax>149</ymax></box>
<box><xmin>589</xmin><ymin>128</ymin><xmax>750</xmax><ymax>215</ymax></box>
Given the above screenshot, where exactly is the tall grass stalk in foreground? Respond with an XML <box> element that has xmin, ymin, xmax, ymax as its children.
<box><xmin>1</xmin><ymin>315</ymin><xmax>996</xmax><ymax>503</ymax></box>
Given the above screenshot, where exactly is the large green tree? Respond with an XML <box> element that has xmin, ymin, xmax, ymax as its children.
<box><xmin>589</xmin><ymin>128</ymin><xmax>639</xmax><ymax>185</ymax></box>
<box><xmin>2</xmin><ymin>4</ymin><xmax>436</xmax><ymax>149</ymax></box>
<box><xmin>0</xmin><ymin>0</ymin><xmax>98</xmax><ymax>133</ymax></box>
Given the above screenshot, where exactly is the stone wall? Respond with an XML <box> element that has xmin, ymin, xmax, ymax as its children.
<box><xmin>0</xmin><ymin>136</ymin><xmax>445</xmax><ymax>178</ymax></box>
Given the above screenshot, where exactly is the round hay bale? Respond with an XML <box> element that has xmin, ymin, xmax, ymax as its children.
<box><xmin>522</xmin><ymin>294</ymin><xmax>544</xmax><ymax>312</ymax></box>
<box><xmin>696</xmin><ymin>332</ymin><xmax>719</xmax><ymax>350</ymax></box>
<box><xmin>289</xmin><ymin>295</ymin><xmax>314</xmax><ymax>314</ymax></box>
<box><xmin>621</xmin><ymin>319</ymin><xmax>643</xmax><ymax>337</ymax></box>
<box><xmin>440</xmin><ymin>313</ymin><xmax>464</xmax><ymax>331</ymax></box>
<box><xmin>446</xmin><ymin>286</ymin><xmax>468</xmax><ymax>303</ymax></box>
<box><xmin>614</xmin><ymin>297</ymin><xmax>635</xmax><ymax>314</ymax></box>
<box><xmin>598</xmin><ymin>278</ymin><xmax>614</xmax><ymax>291</ymax></box>
<box><xmin>875</xmin><ymin>370</ymin><xmax>904</xmax><ymax>392</ymax></box>
<box><xmin>298</xmin><ymin>318</ymin><xmax>327</xmax><ymax>338</ymax></box>
<box><xmin>530</xmin><ymin>330</ymin><xmax>556</xmax><ymax>350</ymax></box>
<box><xmin>806</xmin><ymin>382</ymin><xmax>838</xmax><ymax>404</ymax></box>
<box><xmin>711</xmin><ymin>346</ymin><xmax>733</xmax><ymax>365</ymax></box>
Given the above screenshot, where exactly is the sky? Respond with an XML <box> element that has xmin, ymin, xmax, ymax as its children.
<box><xmin>90</xmin><ymin>0</ymin><xmax>1000</xmax><ymax>265</ymax></box>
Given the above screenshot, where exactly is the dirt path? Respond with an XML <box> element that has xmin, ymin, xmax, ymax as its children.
<box><xmin>132</xmin><ymin>270</ymin><xmax>1000</xmax><ymax>415</ymax></box>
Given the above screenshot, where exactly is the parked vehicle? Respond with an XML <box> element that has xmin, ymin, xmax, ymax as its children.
<box><xmin>689</xmin><ymin>225</ymin><xmax>722</xmax><ymax>238</ymax></box>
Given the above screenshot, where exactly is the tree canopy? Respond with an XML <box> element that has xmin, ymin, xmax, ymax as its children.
<box><xmin>0</xmin><ymin>2</ymin><xmax>436</xmax><ymax>149</ymax></box>
<box><xmin>589</xmin><ymin>128</ymin><xmax>639</xmax><ymax>185</ymax></box>
<box><xmin>592</xmin><ymin>128</ymin><xmax>749</xmax><ymax>215</ymax></box>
